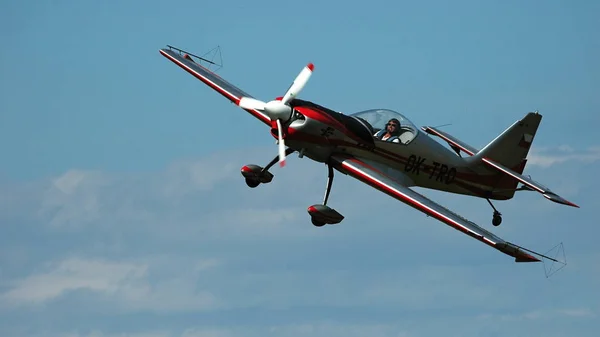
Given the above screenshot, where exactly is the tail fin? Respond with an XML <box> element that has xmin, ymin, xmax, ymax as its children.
<box><xmin>466</xmin><ymin>111</ymin><xmax>542</xmax><ymax>199</ymax></box>
<box><xmin>474</xmin><ymin>111</ymin><xmax>542</xmax><ymax>171</ymax></box>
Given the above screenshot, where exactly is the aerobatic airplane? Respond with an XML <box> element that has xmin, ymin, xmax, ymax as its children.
<box><xmin>159</xmin><ymin>45</ymin><xmax>576</xmax><ymax>266</ymax></box>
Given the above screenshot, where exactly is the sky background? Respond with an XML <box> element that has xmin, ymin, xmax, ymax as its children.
<box><xmin>1</xmin><ymin>0</ymin><xmax>599</xmax><ymax>336</ymax></box>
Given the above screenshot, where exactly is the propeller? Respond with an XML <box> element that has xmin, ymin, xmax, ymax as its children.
<box><xmin>238</xmin><ymin>63</ymin><xmax>314</xmax><ymax>167</ymax></box>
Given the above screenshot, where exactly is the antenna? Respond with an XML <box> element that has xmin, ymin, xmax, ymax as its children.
<box><xmin>431</xmin><ymin>123</ymin><xmax>452</xmax><ymax>128</ymax></box>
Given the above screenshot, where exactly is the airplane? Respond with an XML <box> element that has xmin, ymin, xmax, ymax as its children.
<box><xmin>158</xmin><ymin>44</ymin><xmax>577</xmax><ymax>266</ymax></box>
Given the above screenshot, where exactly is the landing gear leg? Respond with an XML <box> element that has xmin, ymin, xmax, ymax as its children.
<box><xmin>241</xmin><ymin>148</ymin><xmax>295</xmax><ymax>188</ymax></box>
<box><xmin>308</xmin><ymin>163</ymin><xmax>344</xmax><ymax>227</ymax></box>
<box><xmin>262</xmin><ymin>148</ymin><xmax>296</xmax><ymax>174</ymax></box>
<box><xmin>323</xmin><ymin>164</ymin><xmax>334</xmax><ymax>206</ymax></box>
<box><xmin>486</xmin><ymin>198</ymin><xmax>502</xmax><ymax>226</ymax></box>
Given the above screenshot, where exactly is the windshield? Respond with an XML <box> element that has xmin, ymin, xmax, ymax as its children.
<box><xmin>349</xmin><ymin>109</ymin><xmax>418</xmax><ymax>144</ymax></box>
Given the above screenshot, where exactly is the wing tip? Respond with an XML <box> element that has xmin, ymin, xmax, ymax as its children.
<box><xmin>496</xmin><ymin>242</ymin><xmax>542</xmax><ymax>263</ymax></box>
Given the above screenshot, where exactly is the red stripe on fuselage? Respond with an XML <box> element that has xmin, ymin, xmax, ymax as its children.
<box><xmin>294</xmin><ymin>106</ymin><xmax>372</xmax><ymax>145</ymax></box>
<box><xmin>288</xmin><ymin>126</ymin><xmax>507</xmax><ymax>197</ymax></box>
<box><xmin>296</xmin><ymin>106</ymin><xmax>348</xmax><ymax>132</ymax></box>
<box><xmin>286</xmin><ymin>128</ymin><xmax>409</xmax><ymax>164</ymax></box>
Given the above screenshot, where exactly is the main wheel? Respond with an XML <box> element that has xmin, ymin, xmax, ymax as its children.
<box><xmin>492</xmin><ymin>214</ymin><xmax>502</xmax><ymax>226</ymax></box>
<box><xmin>311</xmin><ymin>217</ymin><xmax>326</xmax><ymax>227</ymax></box>
<box><xmin>245</xmin><ymin>177</ymin><xmax>260</xmax><ymax>188</ymax></box>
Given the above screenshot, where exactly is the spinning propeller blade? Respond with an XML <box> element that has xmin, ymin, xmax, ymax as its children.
<box><xmin>281</xmin><ymin>63</ymin><xmax>314</xmax><ymax>105</ymax></box>
<box><xmin>237</xmin><ymin>62</ymin><xmax>314</xmax><ymax>169</ymax></box>
<box><xmin>237</xmin><ymin>63</ymin><xmax>314</xmax><ymax>122</ymax></box>
<box><xmin>277</xmin><ymin>119</ymin><xmax>286</xmax><ymax>167</ymax></box>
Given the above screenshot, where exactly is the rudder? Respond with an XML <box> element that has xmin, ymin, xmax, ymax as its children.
<box><xmin>474</xmin><ymin>111</ymin><xmax>542</xmax><ymax>171</ymax></box>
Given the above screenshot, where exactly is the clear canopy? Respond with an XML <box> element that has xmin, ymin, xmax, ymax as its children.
<box><xmin>350</xmin><ymin>109</ymin><xmax>418</xmax><ymax>144</ymax></box>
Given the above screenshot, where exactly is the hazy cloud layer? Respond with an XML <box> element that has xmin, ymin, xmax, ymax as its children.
<box><xmin>528</xmin><ymin>145</ymin><xmax>600</xmax><ymax>168</ymax></box>
<box><xmin>1</xmin><ymin>146</ymin><xmax>598</xmax><ymax>337</ymax></box>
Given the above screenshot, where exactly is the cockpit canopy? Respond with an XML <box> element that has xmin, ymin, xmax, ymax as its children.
<box><xmin>350</xmin><ymin>109</ymin><xmax>418</xmax><ymax>144</ymax></box>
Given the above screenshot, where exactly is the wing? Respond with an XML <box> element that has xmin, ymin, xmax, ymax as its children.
<box><xmin>330</xmin><ymin>154</ymin><xmax>542</xmax><ymax>263</ymax></box>
<box><xmin>159</xmin><ymin>46</ymin><xmax>270</xmax><ymax>126</ymax></box>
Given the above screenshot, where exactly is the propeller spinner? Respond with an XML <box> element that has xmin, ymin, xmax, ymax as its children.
<box><xmin>238</xmin><ymin>63</ymin><xmax>314</xmax><ymax>167</ymax></box>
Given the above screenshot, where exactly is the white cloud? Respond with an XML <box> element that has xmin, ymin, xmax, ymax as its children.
<box><xmin>25</xmin><ymin>147</ymin><xmax>323</xmax><ymax>232</ymax></box>
<box><xmin>38</xmin><ymin>170</ymin><xmax>110</xmax><ymax>229</ymax></box>
<box><xmin>52</xmin><ymin>170</ymin><xmax>102</xmax><ymax>195</ymax></box>
<box><xmin>1</xmin><ymin>146</ymin><xmax>599</xmax><ymax>337</ymax></box>
<box><xmin>33</xmin><ymin>151</ymin><xmax>256</xmax><ymax>230</ymax></box>
<box><xmin>162</xmin><ymin>156</ymin><xmax>239</xmax><ymax>198</ymax></box>
<box><xmin>527</xmin><ymin>145</ymin><xmax>600</xmax><ymax>168</ymax></box>
<box><xmin>477</xmin><ymin>307</ymin><xmax>596</xmax><ymax>321</ymax></box>
<box><xmin>558</xmin><ymin>308</ymin><xmax>596</xmax><ymax>318</ymax></box>
<box><xmin>263</xmin><ymin>323</ymin><xmax>412</xmax><ymax>337</ymax></box>
<box><xmin>41</xmin><ymin>332</ymin><xmax>171</xmax><ymax>337</ymax></box>
<box><xmin>1</xmin><ymin>256</ymin><xmax>221</xmax><ymax>312</ymax></box>
<box><xmin>47</xmin><ymin>324</ymin><xmax>413</xmax><ymax>337</ymax></box>
<box><xmin>200</xmin><ymin>207</ymin><xmax>321</xmax><ymax>239</ymax></box>
<box><xmin>1</xmin><ymin>257</ymin><xmax>148</xmax><ymax>304</ymax></box>
<box><xmin>181</xmin><ymin>329</ymin><xmax>234</xmax><ymax>337</ymax></box>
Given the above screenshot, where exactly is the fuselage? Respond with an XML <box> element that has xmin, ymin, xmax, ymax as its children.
<box><xmin>282</xmin><ymin>99</ymin><xmax>504</xmax><ymax>199</ymax></box>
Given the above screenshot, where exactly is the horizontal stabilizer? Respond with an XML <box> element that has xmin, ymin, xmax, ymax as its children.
<box><xmin>422</xmin><ymin>126</ymin><xmax>478</xmax><ymax>156</ymax></box>
<box><xmin>481</xmin><ymin>157</ymin><xmax>579</xmax><ymax>208</ymax></box>
<box><xmin>543</xmin><ymin>192</ymin><xmax>580</xmax><ymax>208</ymax></box>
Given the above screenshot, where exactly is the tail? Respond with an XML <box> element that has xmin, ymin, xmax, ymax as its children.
<box><xmin>470</xmin><ymin>111</ymin><xmax>542</xmax><ymax>199</ymax></box>
<box><xmin>475</xmin><ymin>111</ymin><xmax>542</xmax><ymax>168</ymax></box>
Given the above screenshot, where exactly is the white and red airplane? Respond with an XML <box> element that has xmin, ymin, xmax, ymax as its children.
<box><xmin>159</xmin><ymin>45</ymin><xmax>576</xmax><ymax>266</ymax></box>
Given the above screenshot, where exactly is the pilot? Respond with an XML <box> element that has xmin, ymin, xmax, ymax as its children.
<box><xmin>374</xmin><ymin>118</ymin><xmax>402</xmax><ymax>143</ymax></box>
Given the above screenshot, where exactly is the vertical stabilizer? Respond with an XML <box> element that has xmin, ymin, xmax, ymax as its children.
<box><xmin>474</xmin><ymin>111</ymin><xmax>542</xmax><ymax>171</ymax></box>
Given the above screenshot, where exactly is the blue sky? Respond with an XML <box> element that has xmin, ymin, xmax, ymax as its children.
<box><xmin>1</xmin><ymin>0</ymin><xmax>599</xmax><ymax>336</ymax></box>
